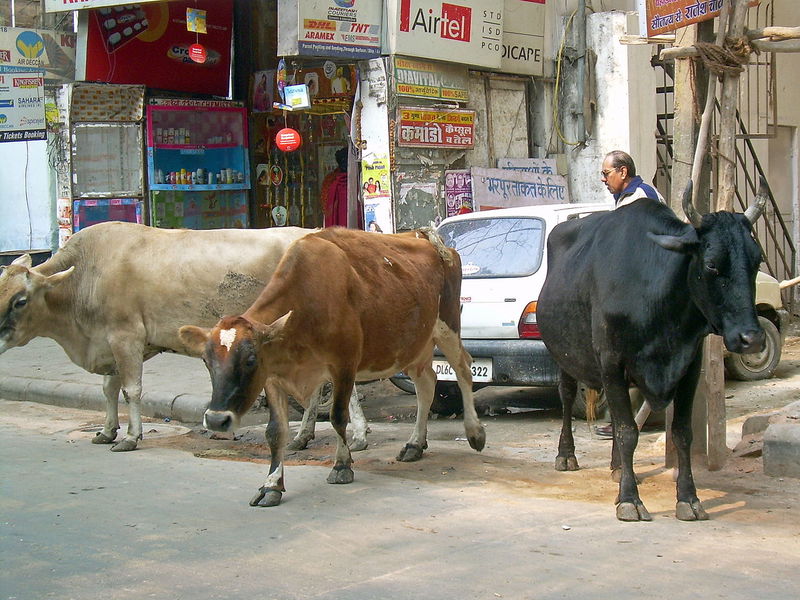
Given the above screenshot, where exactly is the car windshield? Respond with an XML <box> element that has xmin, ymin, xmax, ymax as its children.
<box><xmin>438</xmin><ymin>216</ymin><xmax>545</xmax><ymax>278</ymax></box>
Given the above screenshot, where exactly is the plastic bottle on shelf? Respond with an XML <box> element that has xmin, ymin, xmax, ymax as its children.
<box><xmin>155</xmin><ymin>169</ymin><xmax>163</xmax><ymax>184</ymax></box>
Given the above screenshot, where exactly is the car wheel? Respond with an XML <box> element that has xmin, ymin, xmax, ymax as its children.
<box><xmin>572</xmin><ymin>382</ymin><xmax>607</xmax><ymax>420</ymax></box>
<box><xmin>389</xmin><ymin>375</ymin><xmax>416</xmax><ymax>394</ymax></box>
<box><xmin>724</xmin><ymin>315</ymin><xmax>782</xmax><ymax>381</ymax></box>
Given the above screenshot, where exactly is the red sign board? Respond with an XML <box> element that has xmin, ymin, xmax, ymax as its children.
<box><xmin>188</xmin><ymin>43</ymin><xmax>207</xmax><ymax>64</ymax></box>
<box><xmin>276</xmin><ymin>128</ymin><xmax>302</xmax><ymax>152</ymax></box>
<box><xmin>397</xmin><ymin>107</ymin><xmax>475</xmax><ymax>149</ymax></box>
<box><xmin>639</xmin><ymin>0</ymin><xmax>759</xmax><ymax>38</ymax></box>
<box><xmin>82</xmin><ymin>0</ymin><xmax>232</xmax><ymax>96</ymax></box>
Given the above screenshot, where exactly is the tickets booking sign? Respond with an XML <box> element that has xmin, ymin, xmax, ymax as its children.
<box><xmin>44</xmin><ymin>0</ymin><xmax>162</xmax><ymax>11</ymax></box>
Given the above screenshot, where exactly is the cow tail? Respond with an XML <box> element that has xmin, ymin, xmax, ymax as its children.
<box><xmin>416</xmin><ymin>227</ymin><xmax>454</xmax><ymax>266</ymax></box>
<box><xmin>585</xmin><ymin>388</ymin><xmax>599</xmax><ymax>421</ymax></box>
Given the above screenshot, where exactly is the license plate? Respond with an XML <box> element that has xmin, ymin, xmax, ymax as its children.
<box><xmin>432</xmin><ymin>358</ymin><xmax>493</xmax><ymax>382</ymax></box>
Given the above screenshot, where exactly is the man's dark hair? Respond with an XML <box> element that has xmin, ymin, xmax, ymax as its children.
<box><xmin>335</xmin><ymin>147</ymin><xmax>348</xmax><ymax>172</ymax></box>
<box><xmin>605</xmin><ymin>150</ymin><xmax>637</xmax><ymax>177</ymax></box>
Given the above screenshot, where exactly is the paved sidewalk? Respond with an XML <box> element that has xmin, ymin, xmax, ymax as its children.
<box><xmin>0</xmin><ymin>337</ymin><xmax>213</xmax><ymax>424</ymax></box>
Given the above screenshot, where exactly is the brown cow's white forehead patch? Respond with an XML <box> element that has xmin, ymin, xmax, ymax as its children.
<box><xmin>219</xmin><ymin>328</ymin><xmax>236</xmax><ymax>351</ymax></box>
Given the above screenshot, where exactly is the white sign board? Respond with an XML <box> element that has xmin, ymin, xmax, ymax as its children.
<box><xmin>496</xmin><ymin>157</ymin><xmax>557</xmax><ymax>174</ymax></box>
<box><xmin>384</xmin><ymin>0</ymin><xmax>504</xmax><ymax>68</ymax></box>
<box><xmin>0</xmin><ymin>71</ymin><xmax>46</xmax><ymax>143</ymax></box>
<box><xmin>279</xmin><ymin>0</ymin><xmax>383</xmax><ymax>59</ymax></box>
<box><xmin>501</xmin><ymin>0</ymin><xmax>546</xmax><ymax>76</ymax></box>
<box><xmin>0</xmin><ymin>26</ymin><xmax>76</xmax><ymax>84</ymax></box>
<box><xmin>471</xmin><ymin>166</ymin><xmax>569</xmax><ymax>210</ymax></box>
<box><xmin>44</xmin><ymin>0</ymin><xmax>162</xmax><ymax>12</ymax></box>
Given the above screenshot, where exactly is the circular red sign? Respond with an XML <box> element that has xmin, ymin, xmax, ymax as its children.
<box><xmin>189</xmin><ymin>43</ymin><xmax>207</xmax><ymax>64</ymax></box>
<box><xmin>275</xmin><ymin>127</ymin><xmax>302</xmax><ymax>152</ymax></box>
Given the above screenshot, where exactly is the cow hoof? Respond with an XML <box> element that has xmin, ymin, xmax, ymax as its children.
<box><xmin>286</xmin><ymin>437</ymin><xmax>311</xmax><ymax>451</ymax></box>
<box><xmin>468</xmin><ymin>427</ymin><xmax>486</xmax><ymax>452</ymax></box>
<box><xmin>349</xmin><ymin>438</ymin><xmax>369</xmax><ymax>452</ymax></box>
<box><xmin>92</xmin><ymin>431</ymin><xmax>117</xmax><ymax>444</ymax></box>
<box><xmin>110</xmin><ymin>438</ymin><xmax>138</xmax><ymax>452</ymax></box>
<box><xmin>555</xmin><ymin>456</ymin><xmax>579</xmax><ymax>471</ymax></box>
<box><xmin>397</xmin><ymin>443</ymin><xmax>424</xmax><ymax>462</ymax></box>
<box><xmin>616</xmin><ymin>501</ymin><xmax>653</xmax><ymax>522</ymax></box>
<box><xmin>250</xmin><ymin>487</ymin><xmax>282</xmax><ymax>507</ymax></box>
<box><xmin>326</xmin><ymin>465</ymin><xmax>354</xmax><ymax>484</ymax></box>
<box><xmin>676</xmin><ymin>500</ymin><xmax>709</xmax><ymax>521</ymax></box>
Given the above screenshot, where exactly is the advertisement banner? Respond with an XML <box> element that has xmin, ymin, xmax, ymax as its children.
<box><xmin>444</xmin><ymin>169</ymin><xmax>473</xmax><ymax>217</ymax></box>
<box><xmin>397</xmin><ymin>107</ymin><xmax>475</xmax><ymax>149</ymax></box>
<box><xmin>471</xmin><ymin>166</ymin><xmax>569</xmax><ymax>210</ymax></box>
<box><xmin>638</xmin><ymin>0</ymin><xmax>757</xmax><ymax>38</ymax></box>
<box><xmin>501</xmin><ymin>0</ymin><xmax>545</xmax><ymax>76</ymax></box>
<box><xmin>385</xmin><ymin>0</ymin><xmax>504</xmax><ymax>68</ymax></box>
<box><xmin>0</xmin><ymin>71</ymin><xmax>46</xmax><ymax>143</ymax></box>
<box><xmin>393</xmin><ymin>56</ymin><xmax>469</xmax><ymax>101</ymax></box>
<box><xmin>45</xmin><ymin>0</ymin><xmax>162</xmax><ymax>12</ymax></box>
<box><xmin>300</xmin><ymin>0</ymin><xmax>382</xmax><ymax>58</ymax></box>
<box><xmin>80</xmin><ymin>0</ymin><xmax>233</xmax><ymax>97</ymax></box>
<box><xmin>0</xmin><ymin>26</ymin><xmax>76</xmax><ymax>85</ymax></box>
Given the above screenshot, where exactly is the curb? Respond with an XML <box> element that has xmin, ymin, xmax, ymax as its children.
<box><xmin>0</xmin><ymin>375</ymin><xmax>208</xmax><ymax>425</ymax></box>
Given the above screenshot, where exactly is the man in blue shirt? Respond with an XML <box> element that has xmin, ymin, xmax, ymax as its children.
<box><xmin>601</xmin><ymin>150</ymin><xmax>664</xmax><ymax>207</ymax></box>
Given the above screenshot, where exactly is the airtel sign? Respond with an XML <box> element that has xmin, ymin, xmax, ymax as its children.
<box><xmin>388</xmin><ymin>0</ymin><xmax>503</xmax><ymax>68</ymax></box>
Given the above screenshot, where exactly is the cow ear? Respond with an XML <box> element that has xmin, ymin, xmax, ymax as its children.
<box><xmin>11</xmin><ymin>254</ymin><xmax>32</xmax><ymax>268</ymax></box>
<box><xmin>263</xmin><ymin>311</ymin><xmax>292</xmax><ymax>344</ymax></box>
<box><xmin>43</xmin><ymin>266</ymin><xmax>75</xmax><ymax>288</ymax></box>
<box><xmin>178</xmin><ymin>325</ymin><xmax>211</xmax><ymax>357</ymax></box>
<box><xmin>647</xmin><ymin>229</ymin><xmax>699</xmax><ymax>253</ymax></box>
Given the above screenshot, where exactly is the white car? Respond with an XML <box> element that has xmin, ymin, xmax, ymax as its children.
<box><xmin>391</xmin><ymin>202</ymin><xmax>788</xmax><ymax>416</ymax></box>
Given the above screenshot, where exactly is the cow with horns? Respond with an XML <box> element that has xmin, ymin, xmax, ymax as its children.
<box><xmin>538</xmin><ymin>179</ymin><xmax>768</xmax><ymax>521</ymax></box>
<box><xmin>179</xmin><ymin>227</ymin><xmax>486</xmax><ymax>507</ymax></box>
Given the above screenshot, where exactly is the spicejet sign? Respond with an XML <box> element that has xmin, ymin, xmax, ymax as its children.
<box><xmin>399</xmin><ymin>1</ymin><xmax>472</xmax><ymax>43</ymax></box>
<box><xmin>387</xmin><ymin>0</ymin><xmax>503</xmax><ymax>68</ymax></box>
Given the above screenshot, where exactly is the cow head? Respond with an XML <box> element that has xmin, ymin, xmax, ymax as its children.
<box><xmin>648</xmin><ymin>179</ymin><xmax>767</xmax><ymax>354</ymax></box>
<box><xmin>179</xmin><ymin>312</ymin><xmax>291</xmax><ymax>432</ymax></box>
<box><xmin>0</xmin><ymin>255</ymin><xmax>74</xmax><ymax>354</ymax></box>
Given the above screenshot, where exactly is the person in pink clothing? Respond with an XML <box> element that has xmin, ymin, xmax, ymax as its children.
<box><xmin>321</xmin><ymin>147</ymin><xmax>349</xmax><ymax>228</ymax></box>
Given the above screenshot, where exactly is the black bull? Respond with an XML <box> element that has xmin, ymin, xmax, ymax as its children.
<box><xmin>538</xmin><ymin>180</ymin><xmax>767</xmax><ymax>522</ymax></box>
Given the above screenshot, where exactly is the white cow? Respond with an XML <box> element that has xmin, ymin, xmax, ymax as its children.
<box><xmin>0</xmin><ymin>222</ymin><xmax>367</xmax><ymax>451</ymax></box>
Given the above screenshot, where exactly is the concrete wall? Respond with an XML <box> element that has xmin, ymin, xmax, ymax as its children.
<box><xmin>0</xmin><ymin>140</ymin><xmax>56</xmax><ymax>254</ymax></box>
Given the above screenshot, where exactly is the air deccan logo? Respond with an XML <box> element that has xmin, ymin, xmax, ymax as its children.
<box><xmin>399</xmin><ymin>0</ymin><xmax>472</xmax><ymax>43</ymax></box>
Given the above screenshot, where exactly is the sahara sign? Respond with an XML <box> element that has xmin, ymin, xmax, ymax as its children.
<box><xmin>44</xmin><ymin>0</ymin><xmax>161</xmax><ymax>11</ymax></box>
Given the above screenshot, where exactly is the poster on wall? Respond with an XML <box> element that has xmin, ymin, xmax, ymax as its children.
<box><xmin>361</xmin><ymin>154</ymin><xmax>392</xmax><ymax>232</ymax></box>
<box><xmin>444</xmin><ymin>169</ymin><xmax>473</xmax><ymax>217</ymax></box>
<box><xmin>79</xmin><ymin>0</ymin><xmax>233</xmax><ymax>96</ymax></box>
<box><xmin>393</xmin><ymin>56</ymin><xmax>468</xmax><ymax>102</ymax></box>
<box><xmin>397</xmin><ymin>107</ymin><xmax>475</xmax><ymax>149</ymax></box>
<box><xmin>496</xmin><ymin>157</ymin><xmax>556</xmax><ymax>174</ymax></box>
<box><xmin>0</xmin><ymin>71</ymin><xmax>46</xmax><ymax>143</ymax></box>
<box><xmin>471</xmin><ymin>166</ymin><xmax>569</xmax><ymax>210</ymax></box>
<box><xmin>0</xmin><ymin>26</ymin><xmax>77</xmax><ymax>84</ymax></box>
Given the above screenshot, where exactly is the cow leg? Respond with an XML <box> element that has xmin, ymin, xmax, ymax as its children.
<box><xmin>287</xmin><ymin>385</ymin><xmax>320</xmax><ymax>450</ymax></box>
<box><xmin>555</xmin><ymin>371</ymin><xmax>579</xmax><ymax>471</ymax></box>
<box><xmin>435</xmin><ymin>323</ymin><xmax>485</xmax><ymax>452</ymax></box>
<box><xmin>605</xmin><ymin>376</ymin><xmax>651</xmax><ymax>521</ymax></box>
<box><xmin>91</xmin><ymin>374</ymin><xmax>121</xmax><ymax>445</ymax></box>
<box><xmin>672</xmin><ymin>356</ymin><xmax>709</xmax><ymax>521</ymax></box>
<box><xmin>348</xmin><ymin>385</ymin><xmax>369</xmax><ymax>452</ymax></box>
<box><xmin>398</xmin><ymin>364</ymin><xmax>436</xmax><ymax>462</ymax></box>
<box><xmin>251</xmin><ymin>383</ymin><xmax>288</xmax><ymax>507</ymax></box>
<box><xmin>107</xmin><ymin>338</ymin><xmax>145</xmax><ymax>452</ymax></box>
<box><xmin>326</xmin><ymin>374</ymin><xmax>355</xmax><ymax>484</ymax></box>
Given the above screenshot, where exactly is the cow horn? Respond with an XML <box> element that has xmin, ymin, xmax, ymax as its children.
<box><xmin>744</xmin><ymin>176</ymin><xmax>769</xmax><ymax>224</ymax></box>
<box><xmin>682</xmin><ymin>179</ymin><xmax>702</xmax><ymax>228</ymax></box>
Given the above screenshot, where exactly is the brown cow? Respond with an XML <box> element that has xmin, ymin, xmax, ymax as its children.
<box><xmin>0</xmin><ymin>222</ymin><xmax>368</xmax><ymax>452</ymax></box>
<box><xmin>179</xmin><ymin>227</ymin><xmax>486</xmax><ymax>507</ymax></box>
